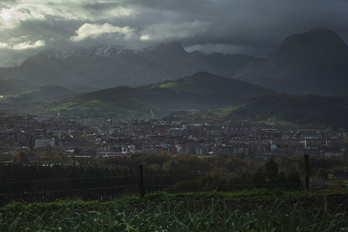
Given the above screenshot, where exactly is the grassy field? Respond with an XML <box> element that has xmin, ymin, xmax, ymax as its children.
<box><xmin>212</xmin><ymin>104</ymin><xmax>247</xmax><ymax>117</ymax></box>
<box><xmin>253</xmin><ymin>120</ymin><xmax>301</xmax><ymax>128</ymax></box>
<box><xmin>1</xmin><ymin>189</ymin><xmax>348</xmax><ymax>231</ymax></box>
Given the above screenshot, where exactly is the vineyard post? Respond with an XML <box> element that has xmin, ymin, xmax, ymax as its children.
<box><xmin>139</xmin><ymin>164</ymin><xmax>145</xmax><ymax>197</ymax></box>
<box><xmin>304</xmin><ymin>154</ymin><xmax>309</xmax><ymax>190</ymax></box>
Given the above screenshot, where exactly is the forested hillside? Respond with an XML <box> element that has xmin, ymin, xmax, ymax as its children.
<box><xmin>167</xmin><ymin>94</ymin><xmax>348</xmax><ymax>128</ymax></box>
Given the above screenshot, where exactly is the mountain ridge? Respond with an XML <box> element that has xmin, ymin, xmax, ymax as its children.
<box><xmin>167</xmin><ymin>93</ymin><xmax>348</xmax><ymax>129</ymax></box>
<box><xmin>0</xmin><ymin>42</ymin><xmax>258</xmax><ymax>89</ymax></box>
<box><xmin>25</xmin><ymin>72</ymin><xmax>276</xmax><ymax>118</ymax></box>
<box><xmin>234</xmin><ymin>28</ymin><xmax>348</xmax><ymax>95</ymax></box>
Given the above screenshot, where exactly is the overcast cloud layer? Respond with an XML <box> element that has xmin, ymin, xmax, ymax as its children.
<box><xmin>0</xmin><ymin>0</ymin><xmax>348</xmax><ymax>67</ymax></box>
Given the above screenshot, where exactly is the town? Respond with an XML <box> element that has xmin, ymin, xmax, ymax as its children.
<box><xmin>1</xmin><ymin>113</ymin><xmax>346</xmax><ymax>164</ymax></box>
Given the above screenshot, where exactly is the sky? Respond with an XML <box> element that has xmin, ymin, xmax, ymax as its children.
<box><xmin>0</xmin><ymin>0</ymin><xmax>348</xmax><ymax>67</ymax></box>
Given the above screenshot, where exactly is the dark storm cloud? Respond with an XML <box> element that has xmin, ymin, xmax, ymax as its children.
<box><xmin>1</xmin><ymin>0</ymin><xmax>348</xmax><ymax>67</ymax></box>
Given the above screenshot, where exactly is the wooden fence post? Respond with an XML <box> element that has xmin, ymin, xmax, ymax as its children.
<box><xmin>304</xmin><ymin>154</ymin><xmax>309</xmax><ymax>191</ymax></box>
<box><xmin>138</xmin><ymin>164</ymin><xmax>145</xmax><ymax>197</ymax></box>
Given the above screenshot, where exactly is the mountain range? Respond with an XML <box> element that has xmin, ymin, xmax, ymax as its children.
<box><xmin>0</xmin><ymin>42</ymin><xmax>257</xmax><ymax>89</ymax></box>
<box><xmin>1</xmin><ymin>27</ymin><xmax>348</xmax><ymax>122</ymax></box>
<box><xmin>1</xmin><ymin>27</ymin><xmax>347</xmax><ymax>96</ymax></box>
<box><xmin>234</xmin><ymin>27</ymin><xmax>348</xmax><ymax>95</ymax></box>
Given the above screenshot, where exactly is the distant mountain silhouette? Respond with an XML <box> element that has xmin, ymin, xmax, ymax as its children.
<box><xmin>25</xmin><ymin>72</ymin><xmax>275</xmax><ymax>118</ymax></box>
<box><xmin>0</xmin><ymin>42</ymin><xmax>258</xmax><ymax>89</ymax></box>
<box><xmin>234</xmin><ymin>28</ymin><xmax>348</xmax><ymax>95</ymax></box>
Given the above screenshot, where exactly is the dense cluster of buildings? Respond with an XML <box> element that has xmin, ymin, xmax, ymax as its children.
<box><xmin>0</xmin><ymin>114</ymin><xmax>347</xmax><ymax>162</ymax></box>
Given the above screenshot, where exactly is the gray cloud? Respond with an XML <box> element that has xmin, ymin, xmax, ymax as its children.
<box><xmin>140</xmin><ymin>20</ymin><xmax>212</xmax><ymax>42</ymax></box>
<box><xmin>0</xmin><ymin>0</ymin><xmax>348</xmax><ymax>67</ymax></box>
<box><xmin>70</xmin><ymin>23</ymin><xmax>136</xmax><ymax>42</ymax></box>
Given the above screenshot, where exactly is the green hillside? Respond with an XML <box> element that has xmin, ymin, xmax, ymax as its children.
<box><xmin>33</xmin><ymin>72</ymin><xmax>276</xmax><ymax>118</ymax></box>
<box><xmin>2</xmin><ymin>85</ymin><xmax>76</xmax><ymax>103</ymax></box>
<box><xmin>168</xmin><ymin>94</ymin><xmax>348</xmax><ymax>128</ymax></box>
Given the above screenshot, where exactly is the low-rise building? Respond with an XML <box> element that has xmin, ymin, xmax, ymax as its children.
<box><xmin>35</xmin><ymin>138</ymin><xmax>55</xmax><ymax>148</ymax></box>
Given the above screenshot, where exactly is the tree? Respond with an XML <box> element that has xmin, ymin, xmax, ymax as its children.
<box><xmin>251</xmin><ymin>167</ymin><xmax>266</xmax><ymax>188</ymax></box>
<box><xmin>276</xmin><ymin>171</ymin><xmax>288</xmax><ymax>187</ymax></box>
<box><xmin>74</xmin><ymin>147</ymin><xmax>81</xmax><ymax>155</ymax></box>
<box><xmin>316</xmin><ymin>168</ymin><xmax>328</xmax><ymax>180</ymax></box>
<box><xmin>332</xmin><ymin>167</ymin><xmax>345</xmax><ymax>177</ymax></box>
<box><xmin>12</xmin><ymin>151</ymin><xmax>29</xmax><ymax>163</ymax></box>
<box><xmin>264</xmin><ymin>156</ymin><xmax>278</xmax><ymax>184</ymax></box>
<box><xmin>287</xmin><ymin>167</ymin><xmax>303</xmax><ymax>190</ymax></box>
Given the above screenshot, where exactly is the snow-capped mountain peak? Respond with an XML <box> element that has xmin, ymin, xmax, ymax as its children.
<box><xmin>43</xmin><ymin>49</ymin><xmax>75</xmax><ymax>59</ymax></box>
<box><xmin>43</xmin><ymin>45</ymin><xmax>141</xmax><ymax>60</ymax></box>
<box><xmin>94</xmin><ymin>45</ymin><xmax>135</xmax><ymax>57</ymax></box>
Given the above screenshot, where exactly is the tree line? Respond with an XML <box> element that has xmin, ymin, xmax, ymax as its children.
<box><xmin>1</xmin><ymin>153</ymin><xmax>346</xmax><ymax>205</ymax></box>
